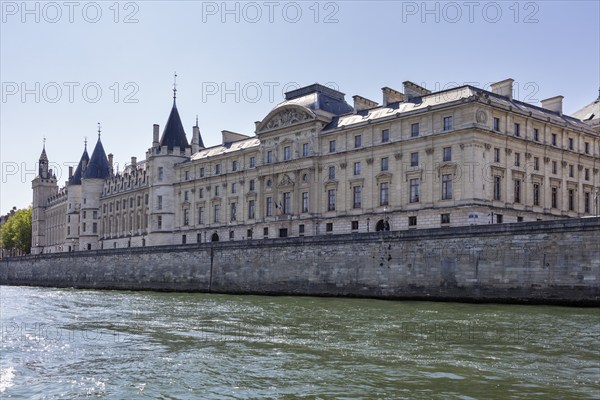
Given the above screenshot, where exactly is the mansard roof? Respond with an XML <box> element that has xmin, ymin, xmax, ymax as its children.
<box><xmin>68</xmin><ymin>147</ymin><xmax>90</xmax><ymax>185</ymax></box>
<box><xmin>160</xmin><ymin>100</ymin><xmax>189</xmax><ymax>150</ymax></box>
<box><xmin>83</xmin><ymin>137</ymin><xmax>110</xmax><ymax>180</ymax></box>
<box><xmin>572</xmin><ymin>94</ymin><xmax>600</xmax><ymax>125</ymax></box>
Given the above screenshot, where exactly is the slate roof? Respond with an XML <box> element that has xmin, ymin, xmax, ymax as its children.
<box><xmin>571</xmin><ymin>95</ymin><xmax>600</xmax><ymax>123</ymax></box>
<box><xmin>83</xmin><ymin>137</ymin><xmax>110</xmax><ymax>179</ymax></box>
<box><xmin>160</xmin><ymin>100</ymin><xmax>189</xmax><ymax>150</ymax></box>
<box><xmin>68</xmin><ymin>147</ymin><xmax>90</xmax><ymax>185</ymax></box>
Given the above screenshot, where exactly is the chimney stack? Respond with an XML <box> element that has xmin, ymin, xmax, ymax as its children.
<box><xmin>108</xmin><ymin>153</ymin><xmax>114</xmax><ymax>176</ymax></box>
<box><xmin>130</xmin><ymin>156</ymin><xmax>137</xmax><ymax>170</ymax></box>
<box><xmin>352</xmin><ymin>95</ymin><xmax>378</xmax><ymax>113</ymax></box>
<box><xmin>403</xmin><ymin>81</ymin><xmax>431</xmax><ymax>101</ymax></box>
<box><xmin>382</xmin><ymin>87</ymin><xmax>405</xmax><ymax>106</ymax></box>
<box><xmin>540</xmin><ymin>96</ymin><xmax>563</xmax><ymax>115</ymax></box>
<box><xmin>69</xmin><ymin>166</ymin><xmax>73</xmax><ymax>178</ymax></box>
<box><xmin>153</xmin><ymin>124</ymin><xmax>160</xmax><ymax>147</ymax></box>
<box><xmin>490</xmin><ymin>78</ymin><xmax>514</xmax><ymax>100</ymax></box>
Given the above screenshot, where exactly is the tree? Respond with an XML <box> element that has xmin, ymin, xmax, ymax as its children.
<box><xmin>0</xmin><ymin>207</ymin><xmax>32</xmax><ymax>255</ymax></box>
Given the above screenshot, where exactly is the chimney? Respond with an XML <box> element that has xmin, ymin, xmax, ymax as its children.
<box><xmin>382</xmin><ymin>87</ymin><xmax>405</xmax><ymax>106</ymax></box>
<box><xmin>108</xmin><ymin>153</ymin><xmax>114</xmax><ymax>176</ymax></box>
<box><xmin>540</xmin><ymin>96</ymin><xmax>563</xmax><ymax>115</ymax></box>
<box><xmin>403</xmin><ymin>81</ymin><xmax>431</xmax><ymax>101</ymax></box>
<box><xmin>192</xmin><ymin>125</ymin><xmax>200</xmax><ymax>154</ymax></box>
<box><xmin>490</xmin><ymin>78</ymin><xmax>514</xmax><ymax>100</ymax></box>
<box><xmin>352</xmin><ymin>95</ymin><xmax>378</xmax><ymax>113</ymax></box>
<box><xmin>153</xmin><ymin>124</ymin><xmax>160</xmax><ymax>147</ymax></box>
<box><xmin>69</xmin><ymin>166</ymin><xmax>73</xmax><ymax>178</ymax></box>
<box><xmin>130</xmin><ymin>156</ymin><xmax>137</xmax><ymax>170</ymax></box>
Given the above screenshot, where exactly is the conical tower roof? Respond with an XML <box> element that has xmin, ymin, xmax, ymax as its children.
<box><xmin>160</xmin><ymin>99</ymin><xmax>189</xmax><ymax>150</ymax></box>
<box><xmin>69</xmin><ymin>145</ymin><xmax>90</xmax><ymax>185</ymax></box>
<box><xmin>83</xmin><ymin>135</ymin><xmax>110</xmax><ymax>179</ymax></box>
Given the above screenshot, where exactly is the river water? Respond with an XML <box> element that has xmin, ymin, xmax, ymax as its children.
<box><xmin>0</xmin><ymin>286</ymin><xmax>598</xmax><ymax>399</ymax></box>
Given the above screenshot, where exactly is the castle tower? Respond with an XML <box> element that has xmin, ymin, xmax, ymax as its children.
<box><xmin>31</xmin><ymin>140</ymin><xmax>58</xmax><ymax>254</ymax></box>
<box><xmin>65</xmin><ymin>142</ymin><xmax>89</xmax><ymax>251</ymax></box>
<box><xmin>147</xmin><ymin>75</ymin><xmax>192</xmax><ymax>245</ymax></box>
<box><xmin>80</xmin><ymin>128</ymin><xmax>110</xmax><ymax>251</ymax></box>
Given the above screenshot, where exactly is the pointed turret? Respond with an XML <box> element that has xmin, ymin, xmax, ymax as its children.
<box><xmin>83</xmin><ymin>134</ymin><xmax>110</xmax><ymax>180</ymax></box>
<box><xmin>38</xmin><ymin>139</ymin><xmax>49</xmax><ymax>179</ymax></box>
<box><xmin>68</xmin><ymin>143</ymin><xmax>90</xmax><ymax>185</ymax></box>
<box><xmin>159</xmin><ymin>74</ymin><xmax>189</xmax><ymax>151</ymax></box>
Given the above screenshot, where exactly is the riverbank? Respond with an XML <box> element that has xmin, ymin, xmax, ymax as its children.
<box><xmin>1</xmin><ymin>218</ymin><xmax>599</xmax><ymax>305</ymax></box>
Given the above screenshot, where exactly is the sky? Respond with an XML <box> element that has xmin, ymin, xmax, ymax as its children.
<box><xmin>1</xmin><ymin>0</ymin><xmax>599</xmax><ymax>214</ymax></box>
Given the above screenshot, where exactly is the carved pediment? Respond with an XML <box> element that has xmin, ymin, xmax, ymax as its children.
<box><xmin>259</xmin><ymin>106</ymin><xmax>314</xmax><ymax>132</ymax></box>
<box><xmin>278</xmin><ymin>174</ymin><xmax>295</xmax><ymax>188</ymax></box>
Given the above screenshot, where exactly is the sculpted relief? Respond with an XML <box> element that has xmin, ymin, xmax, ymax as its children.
<box><xmin>263</xmin><ymin>109</ymin><xmax>312</xmax><ymax>130</ymax></box>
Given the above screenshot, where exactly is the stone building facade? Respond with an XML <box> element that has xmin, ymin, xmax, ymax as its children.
<box><xmin>31</xmin><ymin>79</ymin><xmax>600</xmax><ymax>254</ymax></box>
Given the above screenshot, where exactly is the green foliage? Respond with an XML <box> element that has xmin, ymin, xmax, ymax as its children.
<box><xmin>0</xmin><ymin>208</ymin><xmax>32</xmax><ymax>254</ymax></box>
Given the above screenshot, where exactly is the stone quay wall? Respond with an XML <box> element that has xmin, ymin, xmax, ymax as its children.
<box><xmin>1</xmin><ymin>218</ymin><xmax>599</xmax><ymax>305</ymax></box>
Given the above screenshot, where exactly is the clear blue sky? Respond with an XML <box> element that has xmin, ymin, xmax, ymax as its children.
<box><xmin>1</xmin><ymin>0</ymin><xmax>599</xmax><ymax>214</ymax></box>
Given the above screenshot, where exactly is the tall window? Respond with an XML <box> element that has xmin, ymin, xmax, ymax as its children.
<box><xmin>443</xmin><ymin>116</ymin><xmax>452</xmax><ymax>131</ymax></box>
<box><xmin>302</xmin><ymin>143</ymin><xmax>309</xmax><ymax>157</ymax></box>
<box><xmin>214</xmin><ymin>204</ymin><xmax>221</xmax><ymax>223</ymax></box>
<box><xmin>584</xmin><ymin>142</ymin><xmax>590</xmax><ymax>154</ymax></box>
<box><xmin>514</xmin><ymin>123</ymin><xmax>520</xmax><ymax>137</ymax></box>
<box><xmin>568</xmin><ymin>189</ymin><xmax>575</xmax><ymax>211</ymax></box>
<box><xmin>157</xmin><ymin>216</ymin><xmax>162</xmax><ymax>229</ymax></box>
<box><xmin>184</xmin><ymin>191</ymin><xmax>189</xmax><ymax>201</ymax></box>
<box><xmin>215</xmin><ymin>185</ymin><xmax>220</xmax><ymax>197</ymax></box>
<box><xmin>411</xmin><ymin>123</ymin><xmax>419</xmax><ymax>137</ymax></box>
<box><xmin>493</xmin><ymin>176</ymin><xmax>502</xmax><ymax>201</ymax></box>
<box><xmin>267</xmin><ymin>151</ymin><xmax>273</xmax><ymax>163</ymax></box>
<box><xmin>552</xmin><ymin>161</ymin><xmax>557</xmax><ymax>174</ymax></box>
<box><xmin>157</xmin><ymin>195</ymin><xmax>163</xmax><ymax>210</ymax></box>
<box><xmin>231</xmin><ymin>183</ymin><xmax>237</xmax><ymax>194</ymax></box>
<box><xmin>215</xmin><ymin>164</ymin><xmax>222</xmax><ymax>175</ymax></box>
<box><xmin>551</xmin><ymin>187</ymin><xmax>558</xmax><ymax>208</ymax></box>
<box><xmin>514</xmin><ymin>153</ymin><xmax>521</xmax><ymax>167</ymax></box>
<box><xmin>442</xmin><ymin>174</ymin><xmax>453</xmax><ymax>200</ymax></box>
<box><xmin>585</xmin><ymin>168</ymin><xmax>590</xmax><ymax>181</ymax></box>
<box><xmin>584</xmin><ymin>192</ymin><xmax>590</xmax><ymax>213</ymax></box>
<box><xmin>381</xmin><ymin>129</ymin><xmax>390</xmax><ymax>143</ymax></box>
<box><xmin>283</xmin><ymin>146</ymin><xmax>291</xmax><ymax>161</ymax></box>
<box><xmin>533</xmin><ymin>128</ymin><xmax>539</xmax><ymax>141</ymax></box>
<box><xmin>381</xmin><ymin>157</ymin><xmax>389</xmax><ymax>171</ymax></box>
<box><xmin>514</xmin><ymin>179</ymin><xmax>521</xmax><ymax>203</ymax></box>
<box><xmin>410</xmin><ymin>178</ymin><xmax>420</xmax><ymax>203</ymax></box>
<box><xmin>534</xmin><ymin>157</ymin><xmax>539</xmax><ymax>171</ymax></box>
<box><xmin>230</xmin><ymin>203</ymin><xmax>237</xmax><ymax>221</ymax></box>
<box><xmin>443</xmin><ymin>147</ymin><xmax>452</xmax><ymax>162</ymax></box>
<box><xmin>354</xmin><ymin>135</ymin><xmax>362</xmax><ymax>148</ymax></box>
<box><xmin>569</xmin><ymin>165</ymin><xmax>574</xmax><ymax>178</ymax></box>
<box><xmin>379</xmin><ymin>182</ymin><xmax>389</xmax><ymax>206</ymax></box>
<box><xmin>533</xmin><ymin>184</ymin><xmax>540</xmax><ymax>206</ymax></box>
<box><xmin>198</xmin><ymin>207</ymin><xmax>205</xmax><ymax>224</ymax></box>
<box><xmin>568</xmin><ymin>138</ymin><xmax>574</xmax><ymax>150</ymax></box>
<box><xmin>266</xmin><ymin>197</ymin><xmax>273</xmax><ymax>217</ymax></box>
<box><xmin>354</xmin><ymin>162</ymin><xmax>361</xmax><ymax>176</ymax></box>
<box><xmin>248</xmin><ymin>200</ymin><xmax>255</xmax><ymax>219</ymax></box>
<box><xmin>302</xmin><ymin>192</ymin><xmax>309</xmax><ymax>213</ymax></box>
<box><xmin>200</xmin><ymin>167</ymin><xmax>205</xmax><ymax>177</ymax></box>
<box><xmin>158</xmin><ymin>167</ymin><xmax>164</xmax><ymax>181</ymax></box>
<box><xmin>329</xmin><ymin>140</ymin><xmax>336</xmax><ymax>153</ymax></box>
<box><xmin>493</xmin><ymin>117</ymin><xmax>500</xmax><ymax>131</ymax></box>
<box><xmin>249</xmin><ymin>156</ymin><xmax>256</xmax><ymax>168</ymax></box>
<box><xmin>353</xmin><ymin>186</ymin><xmax>362</xmax><ymax>208</ymax></box>
<box><xmin>282</xmin><ymin>192</ymin><xmax>291</xmax><ymax>214</ymax></box>
<box><xmin>231</xmin><ymin>160</ymin><xmax>238</xmax><ymax>172</ymax></box>
<box><xmin>328</xmin><ymin>166</ymin><xmax>335</xmax><ymax>180</ymax></box>
<box><xmin>551</xmin><ymin>133</ymin><xmax>557</xmax><ymax>146</ymax></box>
<box><xmin>183</xmin><ymin>209</ymin><xmax>189</xmax><ymax>226</ymax></box>
<box><xmin>249</xmin><ymin>179</ymin><xmax>255</xmax><ymax>191</ymax></box>
<box><xmin>410</xmin><ymin>152</ymin><xmax>419</xmax><ymax>167</ymax></box>
<box><xmin>328</xmin><ymin>189</ymin><xmax>336</xmax><ymax>211</ymax></box>
<box><xmin>494</xmin><ymin>148</ymin><xmax>501</xmax><ymax>163</ymax></box>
